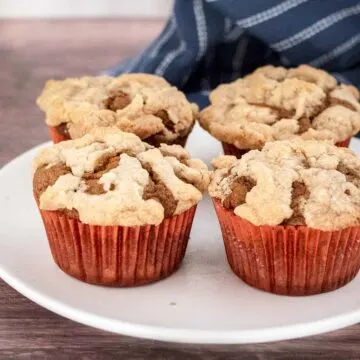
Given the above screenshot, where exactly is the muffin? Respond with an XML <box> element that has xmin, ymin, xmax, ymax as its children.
<box><xmin>200</xmin><ymin>65</ymin><xmax>360</xmax><ymax>157</ymax></box>
<box><xmin>36</xmin><ymin>73</ymin><xmax>198</xmax><ymax>147</ymax></box>
<box><xmin>209</xmin><ymin>140</ymin><xmax>360</xmax><ymax>295</ymax></box>
<box><xmin>33</xmin><ymin>127</ymin><xmax>210</xmax><ymax>286</ymax></box>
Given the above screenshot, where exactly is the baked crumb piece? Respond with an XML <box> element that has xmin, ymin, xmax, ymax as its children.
<box><xmin>223</xmin><ymin>176</ymin><xmax>256</xmax><ymax>209</ymax></box>
<box><xmin>37</xmin><ymin>73</ymin><xmax>197</xmax><ymax>144</ymax></box>
<box><xmin>199</xmin><ymin>65</ymin><xmax>360</xmax><ymax>149</ymax></box>
<box><xmin>33</xmin><ymin>128</ymin><xmax>210</xmax><ymax>226</ymax></box>
<box><xmin>103</xmin><ymin>90</ymin><xmax>131</xmax><ymax>111</ymax></box>
<box><xmin>209</xmin><ymin>140</ymin><xmax>360</xmax><ymax>230</ymax></box>
<box><xmin>282</xmin><ymin>181</ymin><xmax>310</xmax><ymax>226</ymax></box>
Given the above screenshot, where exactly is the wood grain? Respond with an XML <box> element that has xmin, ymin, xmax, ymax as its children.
<box><xmin>0</xmin><ymin>19</ymin><xmax>359</xmax><ymax>360</ymax></box>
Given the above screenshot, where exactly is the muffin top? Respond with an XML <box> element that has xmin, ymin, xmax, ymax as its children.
<box><xmin>37</xmin><ymin>73</ymin><xmax>198</xmax><ymax>145</ymax></box>
<box><xmin>33</xmin><ymin>128</ymin><xmax>210</xmax><ymax>226</ymax></box>
<box><xmin>200</xmin><ymin>65</ymin><xmax>360</xmax><ymax>150</ymax></box>
<box><xmin>209</xmin><ymin>140</ymin><xmax>360</xmax><ymax>230</ymax></box>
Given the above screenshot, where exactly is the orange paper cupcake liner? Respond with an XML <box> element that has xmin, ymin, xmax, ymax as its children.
<box><xmin>336</xmin><ymin>137</ymin><xmax>351</xmax><ymax>148</ymax></box>
<box><xmin>48</xmin><ymin>126</ymin><xmax>71</xmax><ymax>144</ymax></box>
<box><xmin>213</xmin><ymin>199</ymin><xmax>360</xmax><ymax>295</ymax></box>
<box><xmin>39</xmin><ymin>206</ymin><xmax>197</xmax><ymax>286</ymax></box>
<box><xmin>222</xmin><ymin>137</ymin><xmax>351</xmax><ymax>158</ymax></box>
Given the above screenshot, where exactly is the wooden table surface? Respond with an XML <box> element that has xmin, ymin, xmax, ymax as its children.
<box><xmin>0</xmin><ymin>19</ymin><xmax>359</xmax><ymax>360</ymax></box>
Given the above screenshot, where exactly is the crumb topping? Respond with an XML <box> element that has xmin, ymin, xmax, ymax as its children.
<box><xmin>200</xmin><ymin>65</ymin><xmax>360</xmax><ymax>149</ymax></box>
<box><xmin>209</xmin><ymin>140</ymin><xmax>360</xmax><ymax>230</ymax></box>
<box><xmin>37</xmin><ymin>73</ymin><xmax>198</xmax><ymax>144</ymax></box>
<box><xmin>33</xmin><ymin>128</ymin><xmax>210</xmax><ymax>226</ymax></box>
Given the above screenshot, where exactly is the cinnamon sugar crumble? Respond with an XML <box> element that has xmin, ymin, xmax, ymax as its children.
<box><xmin>200</xmin><ymin>65</ymin><xmax>360</xmax><ymax>150</ymax></box>
<box><xmin>37</xmin><ymin>73</ymin><xmax>198</xmax><ymax>145</ymax></box>
<box><xmin>33</xmin><ymin>128</ymin><xmax>210</xmax><ymax>226</ymax></box>
<box><xmin>209</xmin><ymin>140</ymin><xmax>360</xmax><ymax>230</ymax></box>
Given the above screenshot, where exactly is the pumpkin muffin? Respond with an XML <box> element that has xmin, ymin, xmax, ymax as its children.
<box><xmin>209</xmin><ymin>139</ymin><xmax>360</xmax><ymax>295</ymax></box>
<box><xmin>200</xmin><ymin>65</ymin><xmax>360</xmax><ymax>157</ymax></box>
<box><xmin>33</xmin><ymin>127</ymin><xmax>210</xmax><ymax>286</ymax></box>
<box><xmin>37</xmin><ymin>73</ymin><xmax>198</xmax><ymax>147</ymax></box>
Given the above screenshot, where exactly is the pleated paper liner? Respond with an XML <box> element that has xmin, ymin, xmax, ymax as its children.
<box><xmin>336</xmin><ymin>137</ymin><xmax>351</xmax><ymax>148</ymax></box>
<box><xmin>212</xmin><ymin>199</ymin><xmax>360</xmax><ymax>296</ymax></box>
<box><xmin>39</xmin><ymin>206</ymin><xmax>197</xmax><ymax>286</ymax></box>
<box><xmin>222</xmin><ymin>138</ymin><xmax>351</xmax><ymax>158</ymax></box>
<box><xmin>48</xmin><ymin>126</ymin><xmax>70</xmax><ymax>144</ymax></box>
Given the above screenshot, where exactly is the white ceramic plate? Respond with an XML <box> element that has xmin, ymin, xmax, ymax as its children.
<box><xmin>1</xmin><ymin>125</ymin><xmax>360</xmax><ymax>344</ymax></box>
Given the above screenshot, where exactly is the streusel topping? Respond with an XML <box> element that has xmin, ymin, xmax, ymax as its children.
<box><xmin>209</xmin><ymin>140</ymin><xmax>360</xmax><ymax>230</ymax></box>
<box><xmin>37</xmin><ymin>73</ymin><xmax>198</xmax><ymax>144</ymax></box>
<box><xmin>200</xmin><ymin>65</ymin><xmax>360</xmax><ymax>149</ymax></box>
<box><xmin>33</xmin><ymin>128</ymin><xmax>210</xmax><ymax>226</ymax></box>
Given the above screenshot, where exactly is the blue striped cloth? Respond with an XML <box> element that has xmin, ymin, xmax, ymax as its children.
<box><xmin>104</xmin><ymin>0</ymin><xmax>360</xmax><ymax>110</ymax></box>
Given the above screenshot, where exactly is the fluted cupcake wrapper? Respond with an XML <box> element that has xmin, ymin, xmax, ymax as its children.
<box><xmin>222</xmin><ymin>138</ymin><xmax>351</xmax><ymax>158</ymax></box>
<box><xmin>336</xmin><ymin>137</ymin><xmax>351</xmax><ymax>148</ymax></box>
<box><xmin>48</xmin><ymin>126</ymin><xmax>70</xmax><ymax>143</ymax></box>
<box><xmin>40</xmin><ymin>207</ymin><xmax>196</xmax><ymax>286</ymax></box>
<box><xmin>213</xmin><ymin>199</ymin><xmax>360</xmax><ymax>296</ymax></box>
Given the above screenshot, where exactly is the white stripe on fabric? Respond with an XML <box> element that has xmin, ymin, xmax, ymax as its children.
<box><xmin>180</xmin><ymin>69</ymin><xmax>192</xmax><ymax>87</ymax></box>
<box><xmin>224</xmin><ymin>17</ymin><xmax>232</xmax><ymax>34</ymax></box>
<box><xmin>236</xmin><ymin>0</ymin><xmax>308</xmax><ymax>28</ymax></box>
<box><xmin>149</xmin><ymin>16</ymin><xmax>176</xmax><ymax>58</ymax></box>
<box><xmin>194</xmin><ymin>0</ymin><xmax>208</xmax><ymax>61</ymax></box>
<box><xmin>280</xmin><ymin>54</ymin><xmax>291</xmax><ymax>66</ymax></box>
<box><xmin>232</xmin><ymin>36</ymin><xmax>249</xmax><ymax>80</ymax></box>
<box><xmin>124</xmin><ymin>20</ymin><xmax>176</xmax><ymax>73</ymax></box>
<box><xmin>201</xmin><ymin>47</ymin><xmax>216</xmax><ymax>90</ymax></box>
<box><xmin>272</xmin><ymin>4</ymin><xmax>360</xmax><ymax>51</ymax></box>
<box><xmin>124</xmin><ymin>46</ymin><xmax>150</xmax><ymax>73</ymax></box>
<box><xmin>154</xmin><ymin>41</ymin><xmax>187</xmax><ymax>76</ymax></box>
<box><xmin>310</xmin><ymin>33</ymin><xmax>360</xmax><ymax>67</ymax></box>
<box><xmin>224</xmin><ymin>25</ymin><xmax>244</xmax><ymax>42</ymax></box>
<box><xmin>124</xmin><ymin>16</ymin><xmax>178</xmax><ymax>72</ymax></box>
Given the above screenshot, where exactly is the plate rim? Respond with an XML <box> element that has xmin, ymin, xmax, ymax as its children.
<box><xmin>1</xmin><ymin>268</ymin><xmax>360</xmax><ymax>344</ymax></box>
<box><xmin>1</xmin><ymin>138</ymin><xmax>360</xmax><ymax>344</ymax></box>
